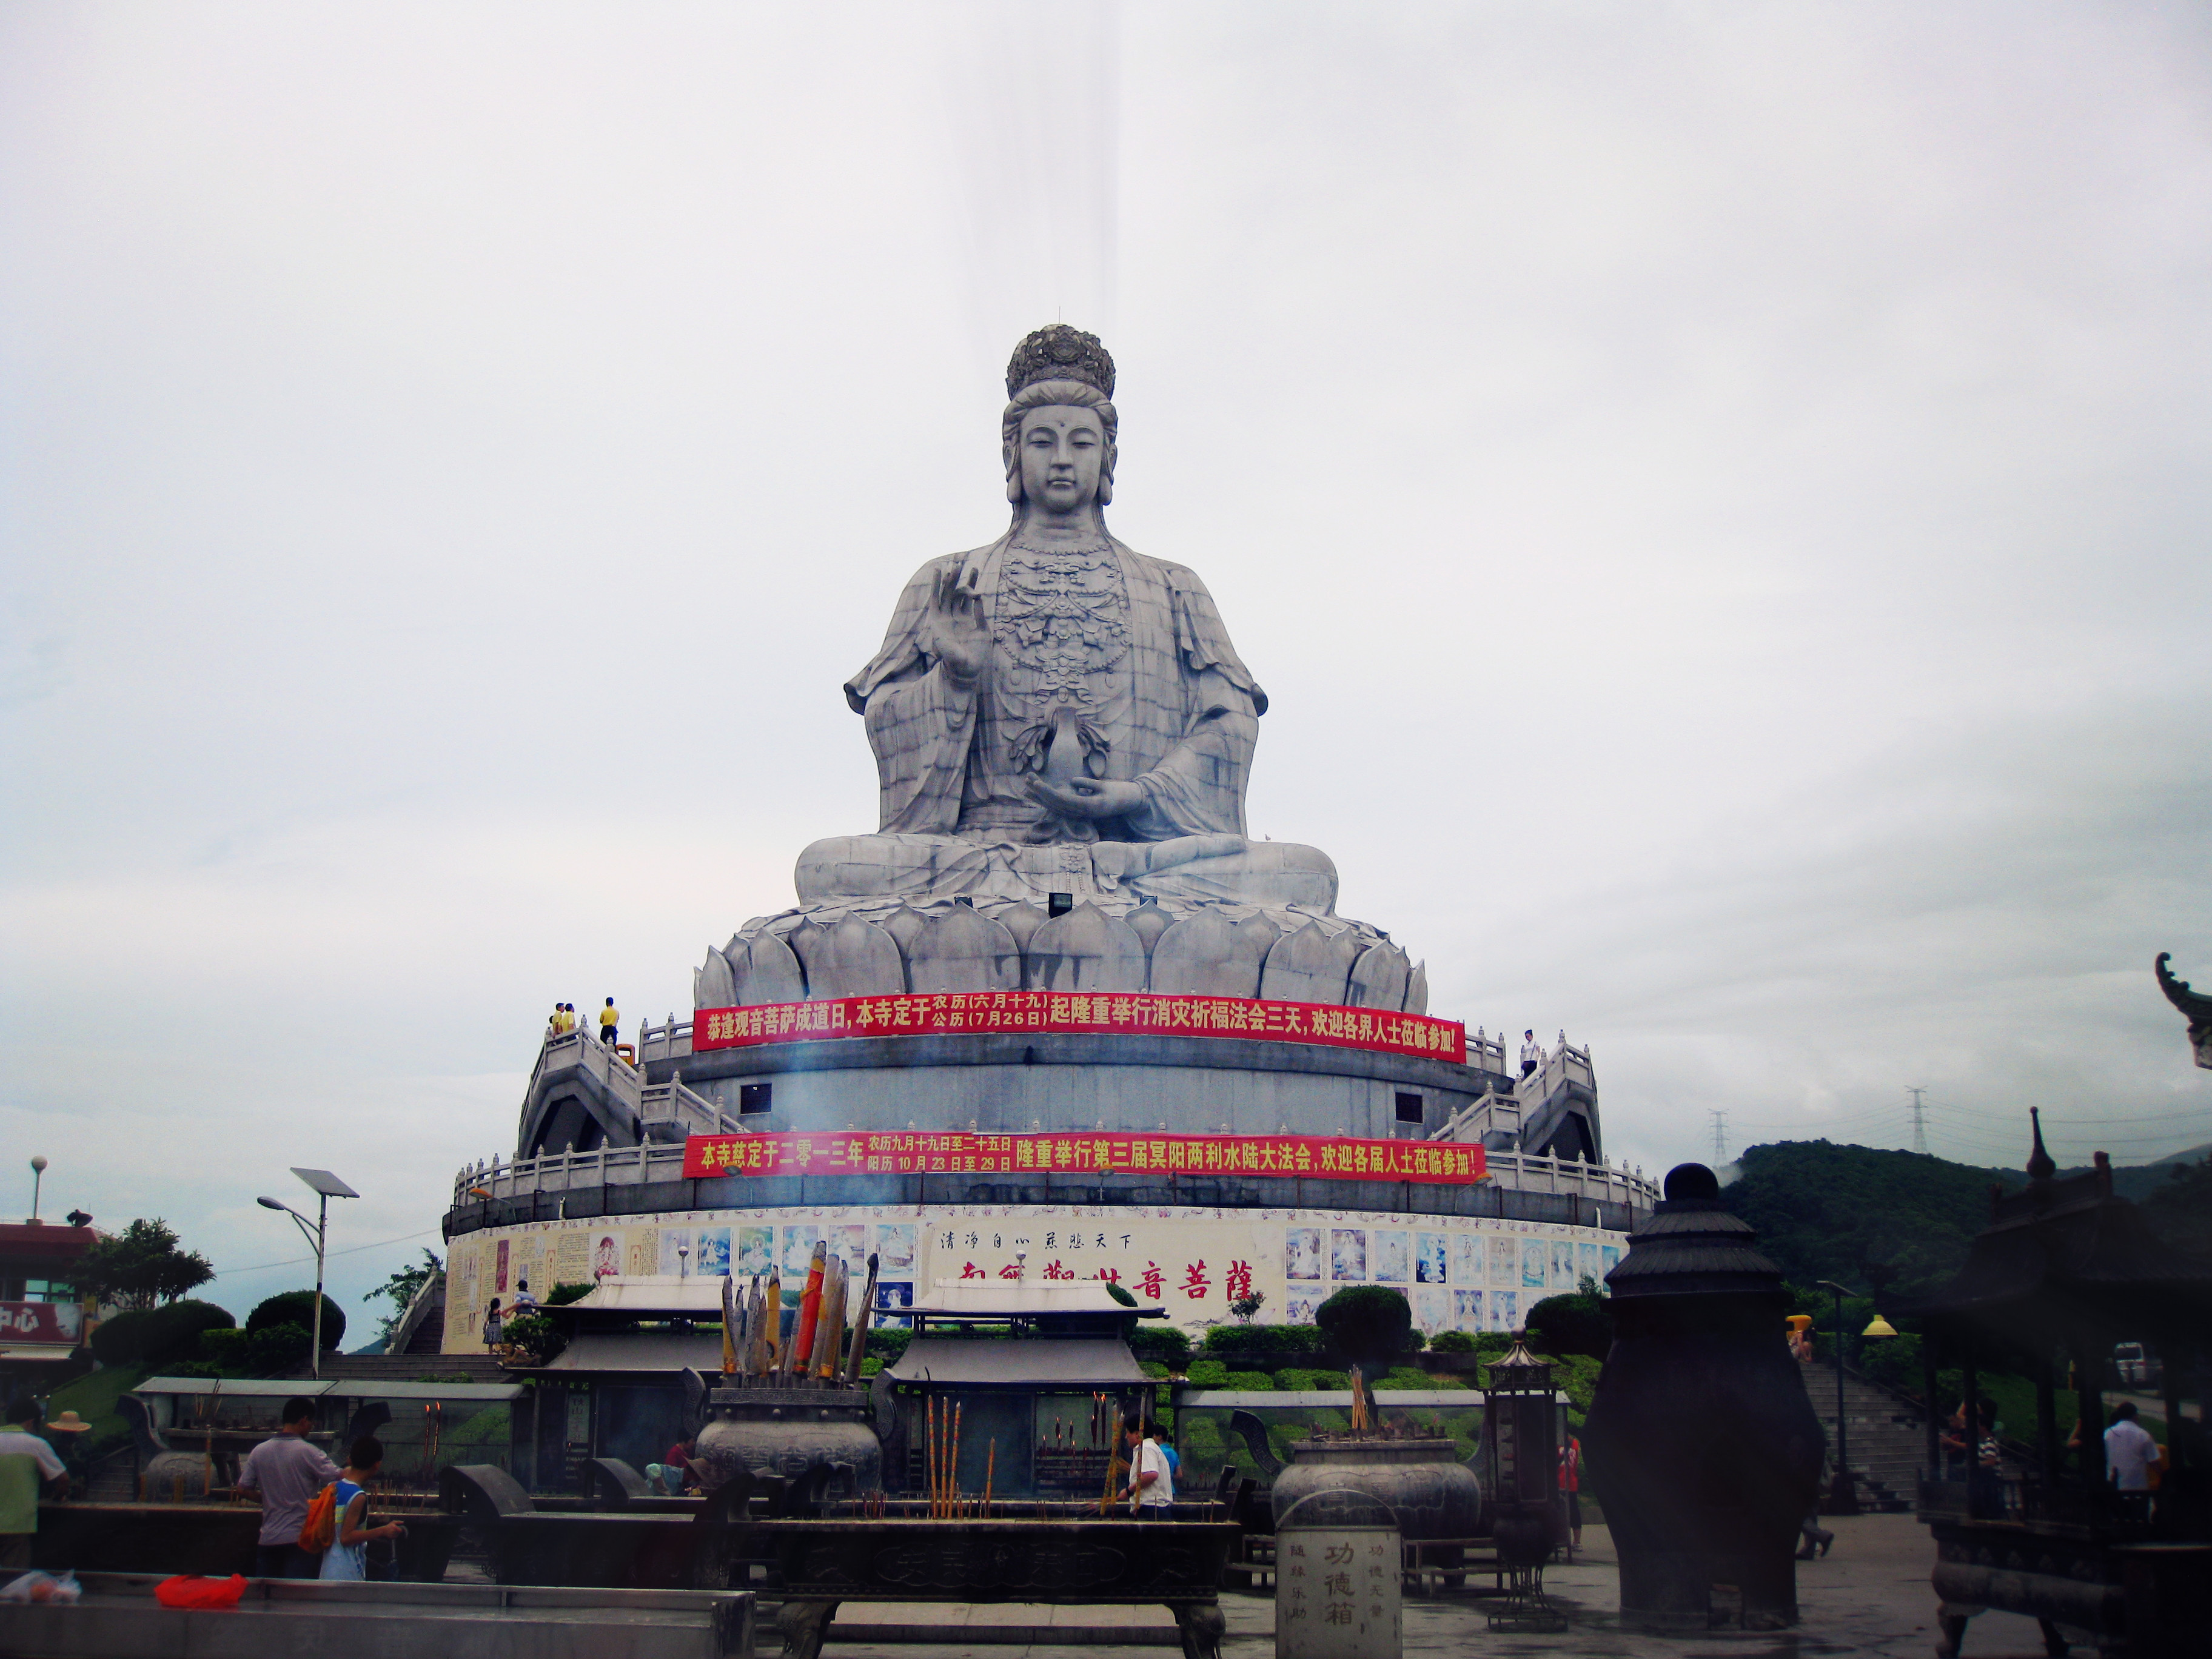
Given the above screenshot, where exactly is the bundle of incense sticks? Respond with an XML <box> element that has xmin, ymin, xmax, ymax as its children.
<box><xmin>842</xmin><ymin>1253</ymin><xmax>879</xmax><ymax>1384</ymax></box>
<box><xmin>785</xmin><ymin>1241</ymin><xmax>826</xmax><ymax>1379</ymax></box>
<box><xmin>720</xmin><ymin>1273</ymin><xmax>740</xmax><ymax>1374</ymax></box>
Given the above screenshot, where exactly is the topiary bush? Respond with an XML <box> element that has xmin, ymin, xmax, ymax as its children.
<box><xmin>198</xmin><ymin>1327</ymin><xmax>253</xmax><ymax>1371</ymax></box>
<box><xmin>248</xmin><ymin>1292</ymin><xmax>345</xmax><ymax>1350</ymax></box>
<box><xmin>1315</xmin><ymin>1286</ymin><xmax>1412</xmax><ymax>1369</ymax></box>
<box><xmin>545</xmin><ymin>1282</ymin><xmax>595</xmax><ymax>1307</ymax></box>
<box><xmin>245</xmin><ymin>1322</ymin><xmax>313</xmax><ymax>1376</ymax></box>
<box><xmin>1274</xmin><ymin>1367</ymin><xmax>1350</xmax><ymax>1391</ymax></box>
<box><xmin>1128</xmin><ymin>1324</ymin><xmax>1191</xmax><ymax>1369</ymax></box>
<box><xmin>1526</xmin><ymin>1285</ymin><xmax>1614</xmax><ymax>1361</ymax></box>
<box><xmin>1224</xmin><ymin>1370</ymin><xmax>1277</xmax><ymax>1391</ymax></box>
<box><xmin>1185</xmin><ymin>1359</ymin><xmax>1231</xmax><ymax>1387</ymax></box>
<box><xmin>141</xmin><ymin>1301</ymin><xmax>234</xmax><ymax>1366</ymax></box>
<box><xmin>1429</xmin><ymin>1330</ymin><xmax>1478</xmax><ymax>1353</ymax></box>
<box><xmin>89</xmin><ymin>1310</ymin><xmax>156</xmax><ymax>1367</ymax></box>
<box><xmin>1205</xmin><ymin>1323</ymin><xmax>1318</xmax><ymax>1355</ymax></box>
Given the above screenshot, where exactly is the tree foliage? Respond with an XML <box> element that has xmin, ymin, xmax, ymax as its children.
<box><xmin>76</xmin><ymin>1218</ymin><xmax>215</xmax><ymax>1311</ymax></box>
<box><xmin>1315</xmin><ymin>1285</ymin><xmax>1412</xmax><ymax>1367</ymax></box>
<box><xmin>247</xmin><ymin>1291</ymin><xmax>346</xmax><ymax>1350</ymax></box>
<box><xmin>2142</xmin><ymin>1155</ymin><xmax>2212</xmax><ymax>1258</ymax></box>
<box><xmin>1526</xmin><ymin>1276</ymin><xmax>1614</xmax><ymax>1360</ymax></box>
<box><xmin>367</xmin><ymin>1248</ymin><xmax>443</xmax><ymax>1346</ymax></box>
<box><xmin>1724</xmin><ymin>1141</ymin><xmax>2023</xmax><ymax>1296</ymax></box>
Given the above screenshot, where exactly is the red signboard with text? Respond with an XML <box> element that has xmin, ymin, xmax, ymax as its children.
<box><xmin>693</xmin><ymin>991</ymin><xmax>1463</xmax><ymax>1065</ymax></box>
<box><xmin>683</xmin><ymin>1130</ymin><xmax>1486</xmax><ymax>1185</ymax></box>
<box><xmin>0</xmin><ymin>1302</ymin><xmax>82</xmax><ymax>1344</ymax></box>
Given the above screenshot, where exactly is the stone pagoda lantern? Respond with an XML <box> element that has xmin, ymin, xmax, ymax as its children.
<box><xmin>1481</xmin><ymin>1332</ymin><xmax>1568</xmax><ymax>1631</ymax></box>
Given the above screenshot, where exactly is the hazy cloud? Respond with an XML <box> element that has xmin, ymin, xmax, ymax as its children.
<box><xmin>2</xmin><ymin>2</ymin><xmax>2207</xmax><ymax>1321</ymax></box>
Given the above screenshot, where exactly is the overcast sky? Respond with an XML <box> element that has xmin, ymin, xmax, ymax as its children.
<box><xmin>4</xmin><ymin>3</ymin><xmax>2208</xmax><ymax>1333</ymax></box>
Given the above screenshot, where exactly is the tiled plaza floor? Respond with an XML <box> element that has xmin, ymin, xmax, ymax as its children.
<box><xmin>817</xmin><ymin>1516</ymin><xmax>2056</xmax><ymax>1659</ymax></box>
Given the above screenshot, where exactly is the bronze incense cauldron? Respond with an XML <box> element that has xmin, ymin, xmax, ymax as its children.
<box><xmin>691</xmin><ymin>1386</ymin><xmax>882</xmax><ymax>1500</ymax></box>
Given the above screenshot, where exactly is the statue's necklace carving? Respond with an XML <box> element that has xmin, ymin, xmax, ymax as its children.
<box><xmin>994</xmin><ymin>541</ymin><xmax>1130</xmax><ymax>716</ymax></box>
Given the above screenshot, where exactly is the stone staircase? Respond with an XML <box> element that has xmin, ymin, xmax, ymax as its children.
<box><xmin>1802</xmin><ymin>1365</ymin><xmax>1927</xmax><ymax>1512</ymax></box>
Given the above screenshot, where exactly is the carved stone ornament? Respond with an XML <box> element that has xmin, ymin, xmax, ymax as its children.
<box><xmin>2156</xmin><ymin>951</ymin><xmax>2212</xmax><ymax>1070</ymax></box>
<box><xmin>1005</xmin><ymin>323</ymin><xmax>1115</xmax><ymax>399</ymax></box>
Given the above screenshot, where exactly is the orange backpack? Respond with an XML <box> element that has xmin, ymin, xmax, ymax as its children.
<box><xmin>297</xmin><ymin>1483</ymin><xmax>339</xmax><ymax>1552</ymax></box>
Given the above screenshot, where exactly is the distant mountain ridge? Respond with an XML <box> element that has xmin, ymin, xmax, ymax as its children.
<box><xmin>1721</xmin><ymin>1138</ymin><xmax>2210</xmax><ymax>1297</ymax></box>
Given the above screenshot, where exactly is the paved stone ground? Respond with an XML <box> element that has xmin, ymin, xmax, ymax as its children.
<box><xmin>819</xmin><ymin>1516</ymin><xmax>2058</xmax><ymax>1659</ymax></box>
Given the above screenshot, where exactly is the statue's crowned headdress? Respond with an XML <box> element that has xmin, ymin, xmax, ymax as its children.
<box><xmin>1007</xmin><ymin>324</ymin><xmax>1115</xmax><ymax>400</ymax></box>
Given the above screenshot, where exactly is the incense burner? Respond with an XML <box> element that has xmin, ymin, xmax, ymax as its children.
<box><xmin>692</xmin><ymin>1386</ymin><xmax>883</xmax><ymax>1500</ymax></box>
<box><xmin>1269</xmin><ymin>1436</ymin><xmax>1481</xmax><ymax>1540</ymax></box>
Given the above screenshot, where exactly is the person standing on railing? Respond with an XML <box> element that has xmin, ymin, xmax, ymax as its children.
<box><xmin>600</xmin><ymin>996</ymin><xmax>620</xmax><ymax>1046</ymax></box>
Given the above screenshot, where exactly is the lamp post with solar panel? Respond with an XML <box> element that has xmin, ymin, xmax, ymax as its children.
<box><xmin>256</xmin><ymin>1168</ymin><xmax>360</xmax><ymax>1380</ymax></box>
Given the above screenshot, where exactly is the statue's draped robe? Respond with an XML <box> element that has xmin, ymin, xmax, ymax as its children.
<box><xmin>846</xmin><ymin>538</ymin><xmax>1265</xmax><ymax>844</ymax></box>
<box><xmin>808</xmin><ymin>536</ymin><xmax>1335</xmax><ymax>911</ymax></box>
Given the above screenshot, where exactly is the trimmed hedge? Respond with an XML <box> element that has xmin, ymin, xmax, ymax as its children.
<box><xmin>1128</xmin><ymin>1324</ymin><xmax>1192</xmax><ymax>1369</ymax></box>
<box><xmin>89</xmin><ymin>1301</ymin><xmax>235</xmax><ymax>1367</ymax></box>
<box><xmin>247</xmin><ymin>1292</ymin><xmax>345</xmax><ymax>1350</ymax></box>
<box><xmin>1202</xmin><ymin>1324</ymin><xmax>1324</xmax><ymax>1357</ymax></box>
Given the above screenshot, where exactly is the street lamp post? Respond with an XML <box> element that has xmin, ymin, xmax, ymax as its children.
<box><xmin>256</xmin><ymin>1168</ymin><xmax>360</xmax><ymax>1380</ymax></box>
<box><xmin>1816</xmin><ymin>1279</ymin><xmax>1857</xmax><ymax>1515</ymax></box>
<box><xmin>28</xmin><ymin>1156</ymin><xmax>47</xmax><ymax>1223</ymax></box>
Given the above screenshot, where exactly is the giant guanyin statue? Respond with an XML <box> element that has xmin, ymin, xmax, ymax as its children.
<box><xmin>697</xmin><ymin>327</ymin><xmax>1425</xmax><ymax>1011</ymax></box>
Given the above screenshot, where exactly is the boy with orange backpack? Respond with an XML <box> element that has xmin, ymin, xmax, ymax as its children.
<box><xmin>301</xmin><ymin>1437</ymin><xmax>406</xmax><ymax>1581</ymax></box>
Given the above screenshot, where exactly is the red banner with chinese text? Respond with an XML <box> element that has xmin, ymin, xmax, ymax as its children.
<box><xmin>693</xmin><ymin>991</ymin><xmax>1464</xmax><ymax>1065</ymax></box>
<box><xmin>682</xmin><ymin>1130</ymin><xmax>1486</xmax><ymax>1185</ymax></box>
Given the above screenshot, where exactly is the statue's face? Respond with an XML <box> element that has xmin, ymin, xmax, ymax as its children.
<box><xmin>1017</xmin><ymin>405</ymin><xmax>1105</xmax><ymax>512</ymax></box>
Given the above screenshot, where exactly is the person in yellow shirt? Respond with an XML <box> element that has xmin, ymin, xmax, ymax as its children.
<box><xmin>600</xmin><ymin>997</ymin><xmax>620</xmax><ymax>1046</ymax></box>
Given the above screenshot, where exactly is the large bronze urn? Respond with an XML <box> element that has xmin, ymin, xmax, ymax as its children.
<box><xmin>1581</xmin><ymin>1162</ymin><xmax>1823</xmax><ymax>1632</ymax></box>
<box><xmin>691</xmin><ymin>1385</ymin><xmax>881</xmax><ymax>1501</ymax></box>
<box><xmin>1269</xmin><ymin>1435</ymin><xmax>1482</xmax><ymax>1540</ymax></box>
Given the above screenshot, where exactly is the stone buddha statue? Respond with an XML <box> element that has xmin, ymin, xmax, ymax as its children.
<box><xmin>700</xmin><ymin>327</ymin><xmax>1424</xmax><ymax>1012</ymax></box>
<box><xmin>799</xmin><ymin>325</ymin><xmax>1336</xmax><ymax>913</ymax></box>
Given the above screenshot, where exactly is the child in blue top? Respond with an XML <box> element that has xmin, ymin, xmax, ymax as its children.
<box><xmin>320</xmin><ymin>1436</ymin><xmax>406</xmax><ymax>1581</ymax></box>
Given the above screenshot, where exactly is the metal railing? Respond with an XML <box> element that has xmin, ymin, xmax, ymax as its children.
<box><xmin>452</xmin><ymin>1138</ymin><xmax>1654</xmax><ymax>1213</ymax></box>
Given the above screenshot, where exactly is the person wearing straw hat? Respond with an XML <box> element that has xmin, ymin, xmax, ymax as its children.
<box><xmin>42</xmin><ymin>1411</ymin><xmax>92</xmax><ymax>1494</ymax></box>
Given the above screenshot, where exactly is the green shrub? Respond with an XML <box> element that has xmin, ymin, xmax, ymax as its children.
<box><xmin>1526</xmin><ymin>1286</ymin><xmax>1613</xmax><ymax>1361</ymax></box>
<box><xmin>247</xmin><ymin>1292</ymin><xmax>346</xmax><ymax>1350</ymax></box>
<box><xmin>1429</xmin><ymin>1330</ymin><xmax>1478</xmax><ymax>1353</ymax></box>
<box><xmin>141</xmin><ymin>1301</ymin><xmax>235</xmax><ymax>1365</ymax></box>
<box><xmin>89</xmin><ymin>1310</ymin><xmax>157</xmax><ymax>1367</ymax></box>
<box><xmin>501</xmin><ymin>1313</ymin><xmax>561</xmax><ymax>1362</ymax></box>
<box><xmin>1203</xmin><ymin>1324</ymin><xmax>1323</xmax><ymax>1357</ymax></box>
<box><xmin>1139</xmin><ymin>1359</ymin><xmax>1171</xmax><ymax>1379</ymax></box>
<box><xmin>1128</xmin><ymin>1324</ymin><xmax>1192</xmax><ymax>1369</ymax></box>
<box><xmin>1379</xmin><ymin>1367</ymin><xmax>1432</xmax><ymax>1390</ymax></box>
<box><xmin>545</xmin><ymin>1282</ymin><xmax>595</xmax><ymax>1307</ymax></box>
<box><xmin>1185</xmin><ymin>1359</ymin><xmax>1231</xmax><ymax>1387</ymax></box>
<box><xmin>1316</xmin><ymin>1287</ymin><xmax>1412</xmax><ymax>1368</ymax></box>
<box><xmin>245</xmin><ymin>1322</ymin><xmax>312</xmax><ymax>1375</ymax></box>
<box><xmin>198</xmin><ymin>1328</ymin><xmax>253</xmax><ymax>1370</ymax></box>
<box><xmin>863</xmin><ymin>1327</ymin><xmax>911</xmax><ymax>1367</ymax></box>
<box><xmin>1225</xmin><ymin>1370</ymin><xmax>1276</xmax><ymax>1390</ymax></box>
<box><xmin>1274</xmin><ymin>1368</ymin><xmax>1349</xmax><ymax>1391</ymax></box>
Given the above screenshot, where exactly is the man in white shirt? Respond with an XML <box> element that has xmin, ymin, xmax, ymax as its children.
<box><xmin>1122</xmin><ymin>1417</ymin><xmax>1175</xmax><ymax>1514</ymax></box>
<box><xmin>1519</xmin><ymin>1030</ymin><xmax>1543</xmax><ymax>1079</ymax></box>
<box><xmin>2105</xmin><ymin>1401</ymin><xmax>2159</xmax><ymax>1493</ymax></box>
<box><xmin>0</xmin><ymin>1399</ymin><xmax>69</xmax><ymax>1569</ymax></box>
<box><xmin>236</xmin><ymin>1397</ymin><xmax>341</xmax><ymax>1578</ymax></box>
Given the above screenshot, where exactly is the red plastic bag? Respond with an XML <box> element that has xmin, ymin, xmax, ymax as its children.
<box><xmin>155</xmin><ymin>1574</ymin><xmax>247</xmax><ymax>1609</ymax></box>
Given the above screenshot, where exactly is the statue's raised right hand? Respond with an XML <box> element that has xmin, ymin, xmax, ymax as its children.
<box><xmin>923</xmin><ymin>565</ymin><xmax>989</xmax><ymax>682</ymax></box>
